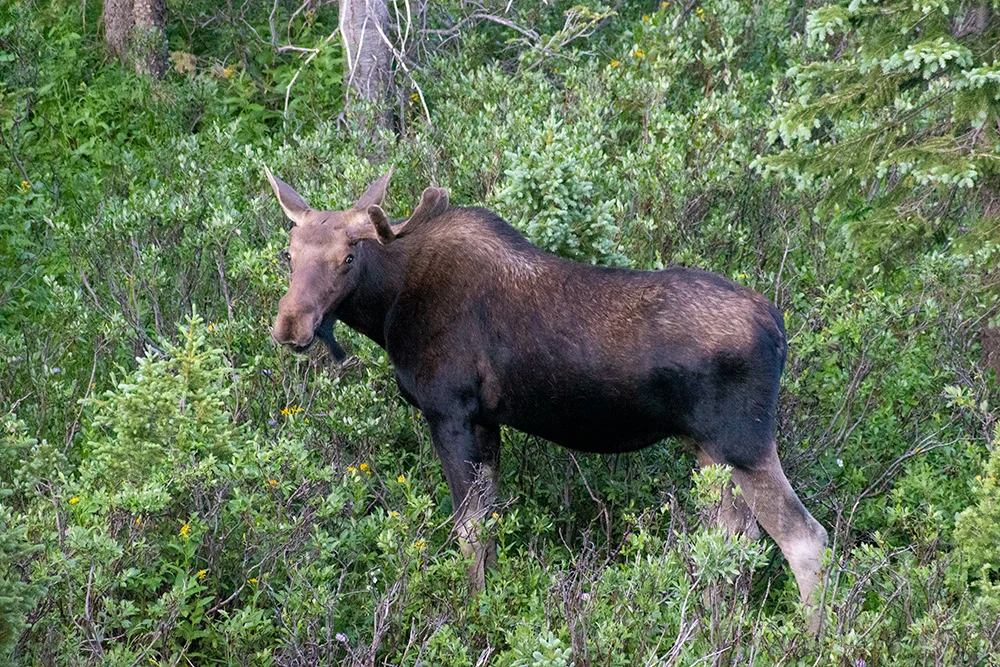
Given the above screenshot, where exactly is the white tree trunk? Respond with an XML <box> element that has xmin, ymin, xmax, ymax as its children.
<box><xmin>339</xmin><ymin>0</ymin><xmax>393</xmax><ymax>117</ymax></box>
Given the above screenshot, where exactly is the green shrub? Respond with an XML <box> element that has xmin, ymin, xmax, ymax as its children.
<box><xmin>494</xmin><ymin>113</ymin><xmax>625</xmax><ymax>266</ymax></box>
<box><xmin>83</xmin><ymin>314</ymin><xmax>236</xmax><ymax>492</ymax></box>
<box><xmin>2</xmin><ymin>0</ymin><xmax>999</xmax><ymax>664</ymax></box>
<box><xmin>0</xmin><ymin>505</ymin><xmax>48</xmax><ymax>666</ymax></box>
<box><xmin>955</xmin><ymin>423</ymin><xmax>1000</xmax><ymax>579</ymax></box>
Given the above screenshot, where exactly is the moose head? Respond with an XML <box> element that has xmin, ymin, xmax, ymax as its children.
<box><xmin>265</xmin><ymin>167</ymin><xmax>451</xmax><ymax>360</ymax></box>
<box><xmin>265</xmin><ymin>167</ymin><xmax>396</xmax><ymax>357</ymax></box>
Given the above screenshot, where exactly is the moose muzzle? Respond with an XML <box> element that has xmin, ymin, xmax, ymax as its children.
<box><xmin>271</xmin><ymin>294</ymin><xmax>322</xmax><ymax>352</ymax></box>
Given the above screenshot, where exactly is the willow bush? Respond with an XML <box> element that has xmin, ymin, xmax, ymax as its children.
<box><xmin>1</xmin><ymin>0</ymin><xmax>998</xmax><ymax>664</ymax></box>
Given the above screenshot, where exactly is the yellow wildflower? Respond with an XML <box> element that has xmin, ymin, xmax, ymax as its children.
<box><xmin>389</xmin><ymin>511</ymin><xmax>399</xmax><ymax>518</ymax></box>
<box><xmin>414</xmin><ymin>540</ymin><xmax>427</xmax><ymax>550</ymax></box>
<box><xmin>610</xmin><ymin>60</ymin><xmax>620</xmax><ymax>67</ymax></box>
<box><xmin>248</xmin><ymin>577</ymin><xmax>258</xmax><ymax>584</ymax></box>
<box><xmin>634</xmin><ymin>48</ymin><xmax>644</xmax><ymax>58</ymax></box>
<box><xmin>411</xmin><ymin>93</ymin><xmax>419</xmax><ymax>102</ymax></box>
<box><xmin>359</xmin><ymin>463</ymin><xmax>370</xmax><ymax>472</ymax></box>
<box><xmin>222</xmin><ymin>66</ymin><xmax>234</xmax><ymax>78</ymax></box>
<box><xmin>198</xmin><ymin>569</ymin><xmax>208</xmax><ymax>580</ymax></box>
<box><xmin>397</xmin><ymin>474</ymin><xmax>406</xmax><ymax>483</ymax></box>
<box><xmin>281</xmin><ymin>407</ymin><xmax>291</xmax><ymax>416</ymax></box>
<box><xmin>208</xmin><ymin>323</ymin><xmax>215</xmax><ymax>332</ymax></box>
<box><xmin>180</xmin><ymin>524</ymin><xmax>191</xmax><ymax>539</ymax></box>
<box><xmin>268</xmin><ymin>479</ymin><xmax>278</xmax><ymax>487</ymax></box>
<box><xmin>662</xmin><ymin>1</ymin><xmax>669</xmax><ymax>7</ymax></box>
<box><xmin>491</xmin><ymin>512</ymin><xmax>499</xmax><ymax>519</ymax></box>
<box><xmin>69</xmin><ymin>496</ymin><xmax>79</xmax><ymax>505</ymax></box>
<box><xmin>643</xmin><ymin>14</ymin><xmax>650</xmax><ymax>21</ymax></box>
<box><xmin>19</xmin><ymin>180</ymin><xmax>30</xmax><ymax>192</ymax></box>
<box><xmin>136</xmin><ymin>516</ymin><xmax>142</xmax><ymax>525</ymax></box>
<box><xmin>347</xmin><ymin>466</ymin><xmax>358</xmax><ymax>473</ymax></box>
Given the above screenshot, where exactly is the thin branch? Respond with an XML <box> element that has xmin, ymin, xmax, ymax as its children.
<box><xmin>371</xmin><ymin>15</ymin><xmax>432</xmax><ymax>125</ymax></box>
<box><xmin>284</xmin><ymin>28</ymin><xmax>341</xmax><ymax>120</ymax></box>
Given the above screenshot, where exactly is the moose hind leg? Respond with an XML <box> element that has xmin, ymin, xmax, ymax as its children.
<box><xmin>696</xmin><ymin>447</ymin><xmax>760</xmax><ymax>540</ymax></box>
<box><xmin>728</xmin><ymin>446</ymin><xmax>828</xmax><ymax>628</ymax></box>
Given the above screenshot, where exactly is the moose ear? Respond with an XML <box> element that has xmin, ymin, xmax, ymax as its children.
<box><xmin>353</xmin><ymin>168</ymin><xmax>393</xmax><ymax>211</ymax></box>
<box><xmin>396</xmin><ymin>186</ymin><xmax>449</xmax><ymax>236</ymax></box>
<box><xmin>414</xmin><ymin>187</ymin><xmax>449</xmax><ymax>220</ymax></box>
<box><xmin>346</xmin><ymin>205</ymin><xmax>395</xmax><ymax>246</ymax></box>
<box><xmin>367</xmin><ymin>205</ymin><xmax>395</xmax><ymax>244</ymax></box>
<box><xmin>264</xmin><ymin>165</ymin><xmax>315</xmax><ymax>226</ymax></box>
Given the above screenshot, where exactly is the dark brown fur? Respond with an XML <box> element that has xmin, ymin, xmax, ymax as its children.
<box><xmin>266</xmin><ymin>171</ymin><xmax>828</xmax><ymax>630</ymax></box>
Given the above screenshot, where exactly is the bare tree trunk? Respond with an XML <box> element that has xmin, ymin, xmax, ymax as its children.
<box><xmin>339</xmin><ymin>0</ymin><xmax>393</xmax><ymax>122</ymax></box>
<box><xmin>104</xmin><ymin>0</ymin><xmax>133</xmax><ymax>61</ymax></box>
<box><xmin>953</xmin><ymin>3</ymin><xmax>991</xmax><ymax>37</ymax></box>
<box><xmin>103</xmin><ymin>0</ymin><xmax>167</xmax><ymax>77</ymax></box>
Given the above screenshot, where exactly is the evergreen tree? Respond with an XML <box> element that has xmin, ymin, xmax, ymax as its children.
<box><xmin>762</xmin><ymin>1</ymin><xmax>1000</xmax><ymax>256</ymax></box>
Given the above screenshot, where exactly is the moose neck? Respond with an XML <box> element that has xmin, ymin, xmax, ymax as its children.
<box><xmin>334</xmin><ymin>239</ymin><xmax>406</xmax><ymax>348</ymax></box>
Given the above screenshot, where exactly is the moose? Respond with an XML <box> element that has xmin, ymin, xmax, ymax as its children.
<box><xmin>266</xmin><ymin>168</ymin><xmax>828</xmax><ymax>625</ymax></box>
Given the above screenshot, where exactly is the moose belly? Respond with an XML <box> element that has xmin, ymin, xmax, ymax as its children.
<box><xmin>490</xmin><ymin>365</ymin><xmax>694</xmax><ymax>454</ymax></box>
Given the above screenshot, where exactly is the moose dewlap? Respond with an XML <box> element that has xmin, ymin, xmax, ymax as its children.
<box><xmin>265</xmin><ymin>168</ymin><xmax>829</xmax><ymax>631</ymax></box>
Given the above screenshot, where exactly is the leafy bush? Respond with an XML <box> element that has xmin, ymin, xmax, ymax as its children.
<box><xmin>495</xmin><ymin>113</ymin><xmax>625</xmax><ymax>265</ymax></box>
<box><xmin>956</xmin><ymin>423</ymin><xmax>1000</xmax><ymax>578</ymax></box>
<box><xmin>82</xmin><ymin>314</ymin><xmax>237</xmax><ymax>490</ymax></box>
<box><xmin>1</xmin><ymin>0</ymin><xmax>998</xmax><ymax>664</ymax></box>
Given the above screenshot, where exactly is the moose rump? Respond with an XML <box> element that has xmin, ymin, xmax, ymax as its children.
<box><xmin>497</xmin><ymin>274</ymin><xmax>785</xmax><ymax>466</ymax></box>
<box><xmin>265</xmin><ymin>169</ymin><xmax>828</xmax><ymax>633</ymax></box>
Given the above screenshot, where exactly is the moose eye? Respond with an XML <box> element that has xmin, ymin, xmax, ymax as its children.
<box><xmin>279</xmin><ymin>249</ymin><xmax>291</xmax><ymax>264</ymax></box>
<box><xmin>345</xmin><ymin>254</ymin><xmax>354</xmax><ymax>265</ymax></box>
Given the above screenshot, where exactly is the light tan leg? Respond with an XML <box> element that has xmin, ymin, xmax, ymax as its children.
<box><xmin>696</xmin><ymin>448</ymin><xmax>761</xmax><ymax>540</ymax></box>
<box><xmin>728</xmin><ymin>447</ymin><xmax>828</xmax><ymax>634</ymax></box>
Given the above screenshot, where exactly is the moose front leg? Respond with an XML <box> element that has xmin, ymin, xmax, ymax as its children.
<box><xmin>428</xmin><ymin>417</ymin><xmax>500</xmax><ymax>589</ymax></box>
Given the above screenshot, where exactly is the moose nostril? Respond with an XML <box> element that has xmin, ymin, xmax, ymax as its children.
<box><xmin>270</xmin><ymin>325</ymin><xmax>286</xmax><ymax>345</ymax></box>
<box><xmin>271</xmin><ymin>312</ymin><xmax>317</xmax><ymax>349</ymax></box>
<box><xmin>271</xmin><ymin>316</ymin><xmax>295</xmax><ymax>345</ymax></box>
